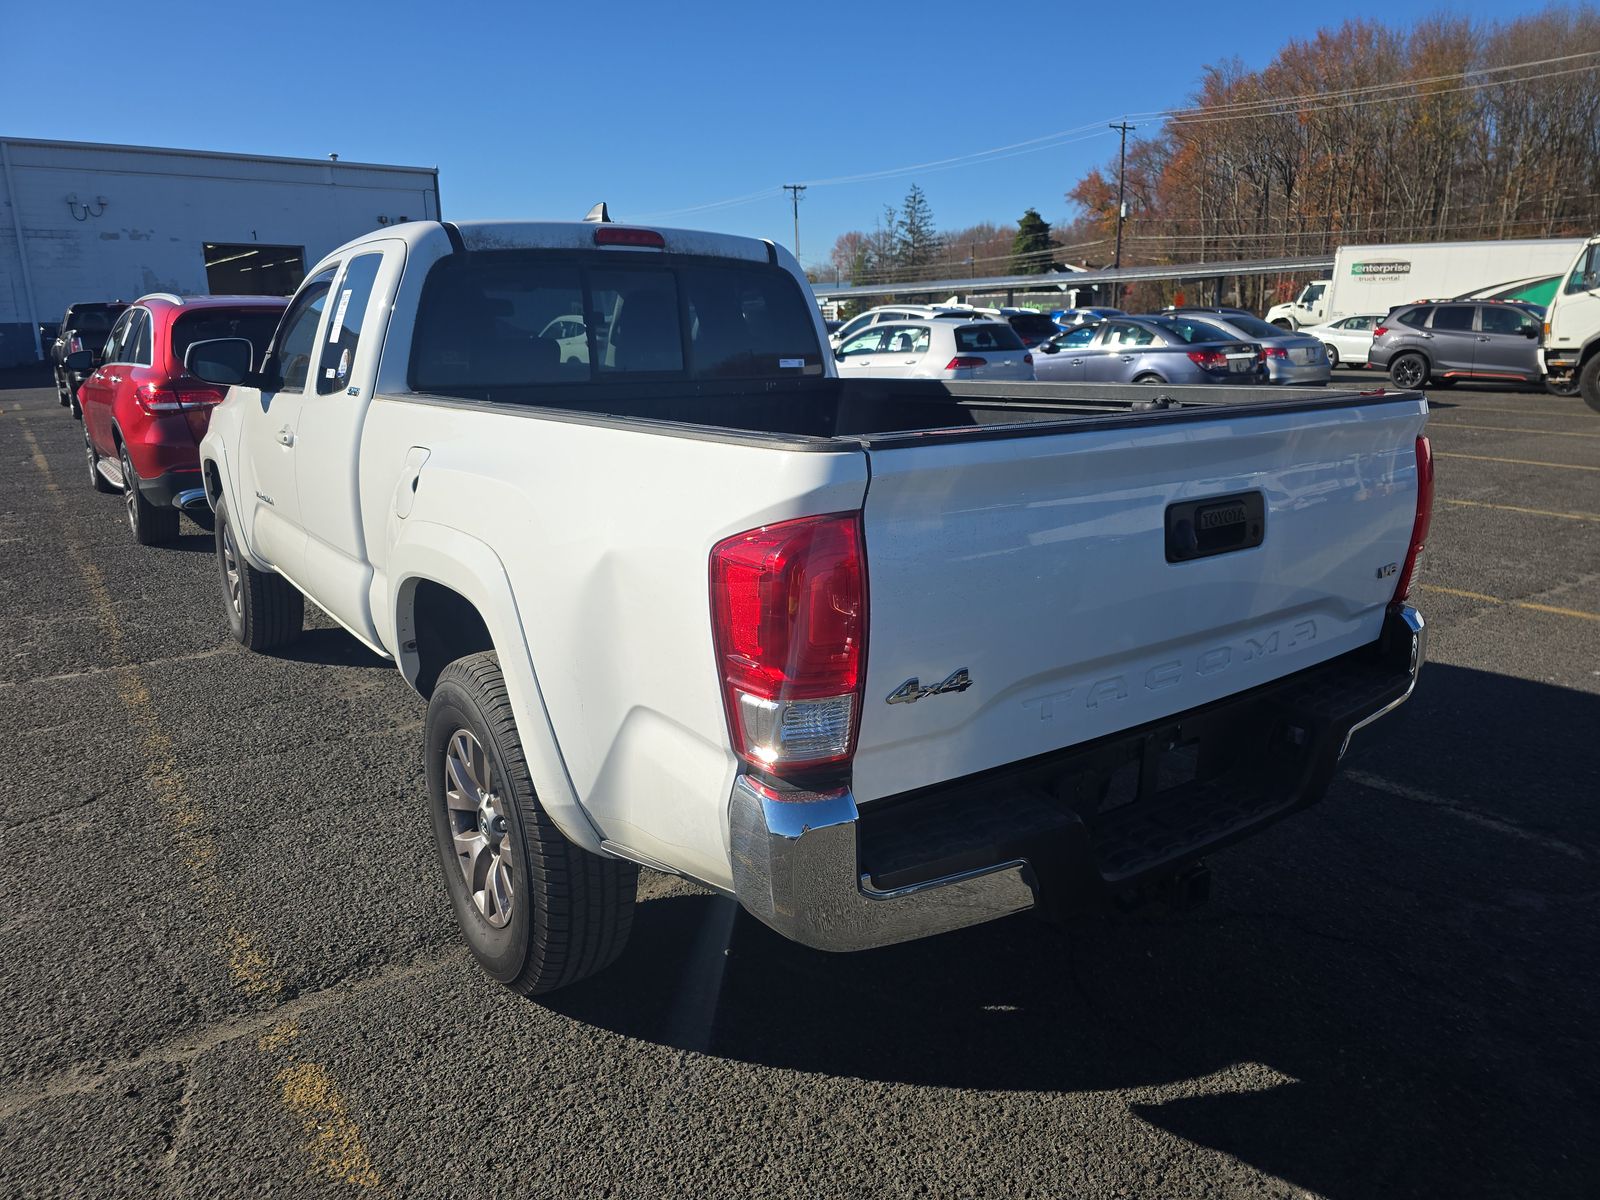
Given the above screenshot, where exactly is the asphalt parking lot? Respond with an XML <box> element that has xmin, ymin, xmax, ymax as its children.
<box><xmin>2</xmin><ymin>367</ymin><xmax>1596</xmax><ymax>1199</ymax></box>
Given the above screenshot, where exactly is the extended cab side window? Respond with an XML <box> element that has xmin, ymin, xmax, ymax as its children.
<box><xmin>316</xmin><ymin>254</ymin><xmax>383</xmax><ymax>395</ymax></box>
<box><xmin>268</xmin><ymin>269</ymin><xmax>336</xmax><ymax>393</ymax></box>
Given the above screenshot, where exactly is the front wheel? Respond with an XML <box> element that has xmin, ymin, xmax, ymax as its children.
<box><xmin>214</xmin><ymin>498</ymin><xmax>302</xmax><ymax>651</ymax></box>
<box><xmin>1323</xmin><ymin>343</ymin><xmax>1340</xmax><ymax>369</ymax></box>
<box><xmin>1544</xmin><ymin>375</ymin><xmax>1580</xmax><ymax>397</ymax></box>
<box><xmin>1389</xmin><ymin>353</ymin><xmax>1428</xmax><ymax>390</ymax></box>
<box><xmin>426</xmin><ymin>652</ymin><xmax>637</xmax><ymax>995</ymax></box>
<box><xmin>1580</xmin><ymin>355</ymin><xmax>1600</xmax><ymax>416</ymax></box>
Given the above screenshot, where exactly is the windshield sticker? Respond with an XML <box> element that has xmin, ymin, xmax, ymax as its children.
<box><xmin>779</xmin><ymin>358</ymin><xmax>804</xmax><ymax>368</ymax></box>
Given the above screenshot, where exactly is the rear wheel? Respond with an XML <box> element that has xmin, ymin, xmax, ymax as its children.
<box><xmin>214</xmin><ymin>498</ymin><xmax>303</xmax><ymax>651</ymax></box>
<box><xmin>1271</xmin><ymin>319</ymin><xmax>1293</xmax><ymax>331</ymax></box>
<box><xmin>1323</xmin><ymin>343</ymin><xmax>1340</xmax><ymax>369</ymax></box>
<box><xmin>120</xmin><ymin>444</ymin><xmax>179</xmax><ymax>546</ymax></box>
<box><xmin>1580</xmin><ymin>354</ymin><xmax>1600</xmax><ymax>416</ymax></box>
<box><xmin>1389</xmin><ymin>353</ymin><xmax>1428</xmax><ymax>390</ymax></box>
<box><xmin>426</xmin><ymin>652</ymin><xmax>637</xmax><ymax>995</ymax></box>
<box><xmin>85</xmin><ymin>425</ymin><xmax>116</xmax><ymax>493</ymax></box>
<box><xmin>1132</xmin><ymin>373</ymin><xmax>1167</xmax><ymax>384</ymax></box>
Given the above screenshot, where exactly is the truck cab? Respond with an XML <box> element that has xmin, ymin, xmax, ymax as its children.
<box><xmin>1539</xmin><ymin>235</ymin><xmax>1600</xmax><ymax>409</ymax></box>
<box><xmin>1266</xmin><ymin>280</ymin><xmax>1329</xmax><ymax>330</ymax></box>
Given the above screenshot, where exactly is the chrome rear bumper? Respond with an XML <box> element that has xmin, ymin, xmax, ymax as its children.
<box><xmin>728</xmin><ymin>776</ymin><xmax>1038</xmax><ymax>952</ymax></box>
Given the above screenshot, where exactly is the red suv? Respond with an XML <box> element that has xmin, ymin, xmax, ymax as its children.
<box><xmin>72</xmin><ymin>294</ymin><xmax>285</xmax><ymax>544</ymax></box>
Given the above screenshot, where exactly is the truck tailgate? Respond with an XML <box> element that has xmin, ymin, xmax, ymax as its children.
<box><xmin>851</xmin><ymin>397</ymin><xmax>1428</xmax><ymax>803</ymax></box>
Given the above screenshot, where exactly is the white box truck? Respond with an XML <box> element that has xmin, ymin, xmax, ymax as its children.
<box><xmin>1267</xmin><ymin>238</ymin><xmax>1588</xmax><ymax>330</ymax></box>
<box><xmin>1537</xmin><ymin>234</ymin><xmax>1600</xmax><ymax>407</ymax></box>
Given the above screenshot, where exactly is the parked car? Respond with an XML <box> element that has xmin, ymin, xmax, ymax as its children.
<box><xmin>1300</xmin><ymin>314</ymin><xmax>1384</xmax><ymax>368</ymax></box>
<box><xmin>190</xmin><ymin>217</ymin><xmax>1428</xmax><ymax>996</ymax></box>
<box><xmin>68</xmin><ymin>293</ymin><xmax>286</xmax><ymax>544</ymax></box>
<box><xmin>828</xmin><ymin>304</ymin><xmax>977</xmax><ymax>348</ymax></box>
<box><xmin>1166</xmin><ymin>309</ymin><xmax>1331</xmax><ymax>385</ymax></box>
<box><xmin>1052</xmin><ymin>306</ymin><xmax>1125</xmax><ymax>327</ymax></box>
<box><xmin>834</xmin><ymin>315</ymin><xmax>1034</xmax><ymax>380</ymax></box>
<box><xmin>1369</xmin><ymin>300</ymin><xmax>1543</xmax><ymax>390</ymax></box>
<box><xmin>51</xmin><ymin>301</ymin><xmax>127</xmax><ymax>416</ymax></box>
<box><xmin>1034</xmin><ymin>316</ymin><xmax>1263</xmax><ymax>384</ymax></box>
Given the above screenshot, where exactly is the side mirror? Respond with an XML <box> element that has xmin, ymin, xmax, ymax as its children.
<box><xmin>1521</xmin><ymin>325</ymin><xmax>1539</xmax><ymax>338</ymax></box>
<box><xmin>185</xmin><ymin>337</ymin><xmax>255</xmax><ymax>386</ymax></box>
<box><xmin>65</xmin><ymin>349</ymin><xmax>95</xmax><ymax>372</ymax></box>
<box><xmin>1038</xmin><ymin>342</ymin><xmax>1058</xmax><ymax>354</ymax></box>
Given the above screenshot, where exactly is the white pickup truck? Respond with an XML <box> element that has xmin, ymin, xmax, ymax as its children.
<box><xmin>191</xmin><ymin>217</ymin><xmax>1432</xmax><ymax>995</ymax></box>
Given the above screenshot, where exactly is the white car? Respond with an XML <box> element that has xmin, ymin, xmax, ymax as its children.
<box><xmin>190</xmin><ymin>217</ymin><xmax>1428</xmax><ymax>996</ymax></box>
<box><xmin>828</xmin><ymin>304</ymin><xmax>977</xmax><ymax>349</ymax></box>
<box><xmin>834</xmin><ymin>315</ymin><xmax>1035</xmax><ymax>380</ymax></box>
<box><xmin>1302</xmin><ymin>314</ymin><xmax>1384</xmax><ymax>368</ymax></box>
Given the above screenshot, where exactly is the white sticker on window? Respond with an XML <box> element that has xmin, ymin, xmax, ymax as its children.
<box><xmin>779</xmin><ymin>358</ymin><xmax>804</xmax><ymax>368</ymax></box>
<box><xmin>328</xmin><ymin>288</ymin><xmax>354</xmax><ymax>342</ymax></box>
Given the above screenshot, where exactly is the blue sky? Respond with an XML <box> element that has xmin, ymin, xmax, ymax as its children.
<box><xmin>1</xmin><ymin>0</ymin><xmax>1573</xmax><ymax>269</ymax></box>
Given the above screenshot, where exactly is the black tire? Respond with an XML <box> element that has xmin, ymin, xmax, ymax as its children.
<box><xmin>120</xmin><ymin>443</ymin><xmax>179</xmax><ymax>546</ymax></box>
<box><xmin>1544</xmin><ymin>375</ymin><xmax>1580</xmax><ymax>397</ymax></box>
<box><xmin>85</xmin><ymin>424</ymin><xmax>117</xmax><ymax>493</ymax></box>
<box><xmin>426</xmin><ymin>652</ymin><xmax>637</xmax><ymax>996</ymax></box>
<box><xmin>1132</xmin><ymin>373</ymin><xmax>1166</xmax><ymax>384</ymax></box>
<box><xmin>1579</xmin><ymin>354</ymin><xmax>1600</xmax><ymax>416</ymax></box>
<box><xmin>214</xmin><ymin>498</ymin><xmax>303</xmax><ymax>651</ymax></box>
<box><xmin>70</xmin><ymin>389</ymin><xmax>82</xmax><ymax>420</ymax></box>
<box><xmin>1323</xmin><ymin>343</ymin><xmax>1340</xmax><ymax>369</ymax></box>
<box><xmin>1271</xmin><ymin>319</ymin><xmax>1293</xmax><ymax>331</ymax></box>
<box><xmin>1389</xmin><ymin>353</ymin><xmax>1428</xmax><ymax>390</ymax></box>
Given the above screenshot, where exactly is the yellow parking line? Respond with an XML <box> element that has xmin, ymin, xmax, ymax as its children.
<box><xmin>19</xmin><ymin>421</ymin><xmax>386</xmax><ymax>1190</ymax></box>
<box><xmin>1441</xmin><ymin>498</ymin><xmax>1600</xmax><ymax>523</ymax></box>
<box><xmin>1434</xmin><ymin>451</ymin><xmax>1600</xmax><ymax>472</ymax></box>
<box><xmin>1429</xmin><ymin>421</ymin><xmax>1600</xmax><ymax>439</ymax></box>
<box><xmin>1420</xmin><ymin>584</ymin><xmax>1600</xmax><ymax>622</ymax></box>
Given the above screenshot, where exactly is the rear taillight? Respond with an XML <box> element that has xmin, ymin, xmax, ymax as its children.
<box><xmin>710</xmin><ymin>513</ymin><xmax>866</xmax><ymax>775</ymax></box>
<box><xmin>137</xmin><ymin>382</ymin><xmax>225</xmax><ymax>413</ymax></box>
<box><xmin>594</xmin><ymin>226</ymin><xmax>665</xmax><ymax>249</ymax></box>
<box><xmin>1390</xmin><ymin>435</ymin><xmax>1434</xmax><ymax>610</ymax></box>
<box><xmin>1262</xmin><ymin>346</ymin><xmax>1288</xmax><ymax>359</ymax></box>
<box><xmin>1186</xmin><ymin>349</ymin><xmax>1227</xmax><ymax>370</ymax></box>
<box><xmin>1373</xmin><ymin>326</ymin><xmax>1389</xmax><ymax>339</ymax></box>
<box><xmin>945</xmin><ymin>355</ymin><xmax>987</xmax><ymax>370</ymax></box>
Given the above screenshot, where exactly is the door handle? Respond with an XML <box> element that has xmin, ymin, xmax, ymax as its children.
<box><xmin>1071</xmin><ymin>359</ymin><xmax>1083</xmax><ymax>366</ymax></box>
<box><xmin>1121</xmin><ymin>355</ymin><xmax>1134</xmax><ymax>362</ymax></box>
<box><xmin>903</xmin><ymin>359</ymin><xmax>918</xmax><ymax>364</ymax></box>
<box><xmin>1476</xmin><ymin>336</ymin><xmax>1490</xmax><ymax>342</ymax></box>
<box><xmin>1420</xmin><ymin>333</ymin><xmax>1433</xmax><ymax>339</ymax></box>
<box><xmin>276</xmin><ymin>426</ymin><xmax>296</xmax><ymax>447</ymax></box>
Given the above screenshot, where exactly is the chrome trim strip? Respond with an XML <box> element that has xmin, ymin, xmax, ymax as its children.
<box><xmin>173</xmin><ymin>487</ymin><xmax>209</xmax><ymax>512</ymax></box>
<box><xmin>1340</xmin><ymin>605</ymin><xmax>1426</xmax><ymax>758</ymax></box>
<box><xmin>728</xmin><ymin>775</ymin><xmax>1037</xmax><ymax>952</ymax></box>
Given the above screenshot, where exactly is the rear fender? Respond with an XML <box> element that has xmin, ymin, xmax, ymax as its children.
<box><xmin>388</xmin><ymin>519</ymin><xmax>603</xmax><ymax>855</ymax></box>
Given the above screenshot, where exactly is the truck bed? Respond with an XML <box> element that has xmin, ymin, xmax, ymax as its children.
<box><xmin>406</xmin><ymin>378</ymin><xmax>1416</xmax><ymax>448</ymax></box>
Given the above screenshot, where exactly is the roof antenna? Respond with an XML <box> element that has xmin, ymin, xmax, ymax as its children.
<box><xmin>583</xmin><ymin>201</ymin><xmax>612</xmax><ymax>223</ymax></box>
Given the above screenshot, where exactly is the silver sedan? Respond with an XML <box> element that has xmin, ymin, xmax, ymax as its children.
<box><xmin>1033</xmin><ymin>316</ymin><xmax>1265</xmax><ymax>385</ymax></box>
<box><xmin>1165</xmin><ymin>309</ymin><xmax>1331</xmax><ymax>384</ymax></box>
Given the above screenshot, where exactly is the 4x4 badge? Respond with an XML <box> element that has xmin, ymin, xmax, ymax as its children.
<box><xmin>887</xmin><ymin>668</ymin><xmax>973</xmax><ymax>705</ymax></box>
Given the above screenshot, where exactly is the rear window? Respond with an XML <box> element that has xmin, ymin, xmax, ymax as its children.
<box><xmin>1151</xmin><ymin>318</ymin><xmax>1234</xmax><ymax>345</ymax></box>
<box><xmin>1430</xmin><ymin>305</ymin><xmax>1475</xmax><ymax>331</ymax></box>
<box><xmin>954</xmin><ymin>323</ymin><xmax>1024</xmax><ymax>352</ymax></box>
<box><xmin>1007</xmin><ymin>313</ymin><xmax>1060</xmax><ymax>337</ymax></box>
<box><xmin>172</xmin><ymin>309</ymin><xmax>283</xmax><ymax>368</ymax></box>
<box><xmin>410</xmin><ymin>252</ymin><xmax>824</xmax><ymax>395</ymax></box>
<box><xmin>1213</xmin><ymin>313</ymin><xmax>1280</xmax><ymax>339</ymax></box>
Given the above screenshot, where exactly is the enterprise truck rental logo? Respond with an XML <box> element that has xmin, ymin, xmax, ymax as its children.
<box><xmin>1350</xmin><ymin>260</ymin><xmax>1411</xmax><ymax>278</ymax></box>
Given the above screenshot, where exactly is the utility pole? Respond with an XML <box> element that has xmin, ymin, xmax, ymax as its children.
<box><xmin>1109</xmin><ymin>121</ymin><xmax>1135</xmax><ymax>305</ymax></box>
<box><xmin>783</xmin><ymin>184</ymin><xmax>807</xmax><ymax>261</ymax></box>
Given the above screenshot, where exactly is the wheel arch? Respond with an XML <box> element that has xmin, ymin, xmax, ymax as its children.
<box><xmin>389</xmin><ymin>521</ymin><xmax>603</xmax><ymax>855</ymax></box>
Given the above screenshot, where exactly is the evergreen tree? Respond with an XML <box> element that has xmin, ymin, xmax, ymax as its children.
<box><xmin>1011</xmin><ymin>208</ymin><xmax>1053</xmax><ymax>274</ymax></box>
<box><xmin>898</xmin><ymin>184</ymin><xmax>939</xmax><ymax>272</ymax></box>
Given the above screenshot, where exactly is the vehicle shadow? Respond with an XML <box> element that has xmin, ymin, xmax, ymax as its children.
<box><xmin>547</xmin><ymin>662</ymin><xmax>1600</xmax><ymax>1198</ymax></box>
<box><xmin>270</xmin><ymin>627</ymin><xmax>390</xmax><ymax>669</ymax></box>
<box><xmin>165</xmin><ymin>531</ymin><xmax>217</xmax><ymax>555</ymax></box>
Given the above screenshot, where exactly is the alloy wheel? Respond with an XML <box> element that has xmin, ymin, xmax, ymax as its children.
<box><xmin>220</xmin><ymin>523</ymin><xmax>243</xmax><ymax>618</ymax></box>
<box><xmin>1393</xmin><ymin>356</ymin><xmax>1426</xmax><ymax>389</ymax></box>
<box><xmin>120</xmin><ymin>447</ymin><xmax>139</xmax><ymax>534</ymax></box>
<box><xmin>443</xmin><ymin>728</ymin><xmax>514</xmax><ymax>928</ymax></box>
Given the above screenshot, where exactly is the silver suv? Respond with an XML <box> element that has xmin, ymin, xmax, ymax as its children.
<box><xmin>1368</xmin><ymin>301</ymin><xmax>1542</xmax><ymax>390</ymax></box>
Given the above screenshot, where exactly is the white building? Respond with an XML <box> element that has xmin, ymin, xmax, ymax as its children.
<box><xmin>0</xmin><ymin>137</ymin><xmax>440</xmax><ymax>365</ymax></box>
